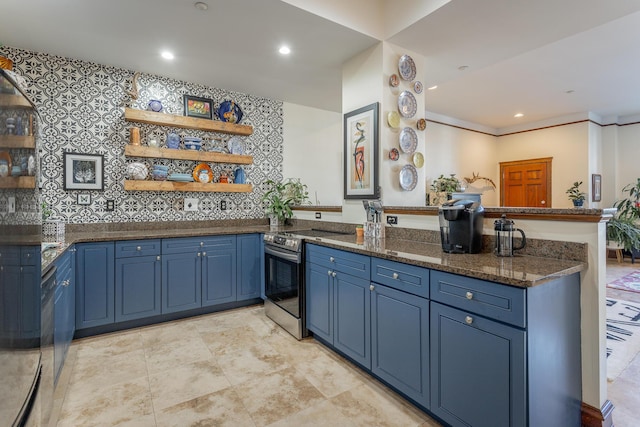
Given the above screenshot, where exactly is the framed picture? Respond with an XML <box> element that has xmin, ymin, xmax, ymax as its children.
<box><xmin>344</xmin><ymin>102</ymin><xmax>379</xmax><ymax>199</ymax></box>
<box><xmin>592</xmin><ymin>174</ymin><xmax>602</xmax><ymax>202</ymax></box>
<box><xmin>63</xmin><ymin>152</ymin><xmax>104</xmax><ymax>191</ymax></box>
<box><xmin>77</xmin><ymin>194</ymin><xmax>91</xmax><ymax>205</ymax></box>
<box><xmin>184</xmin><ymin>95</ymin><xmax>213</xmax><ymax>119</ymax></box>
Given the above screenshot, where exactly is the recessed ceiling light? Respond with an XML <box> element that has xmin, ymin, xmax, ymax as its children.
<box><xmin>279</xmin><ymin>46</ymin><xmax>291</xmax><ymax>55</ymax></box>
<box><xmin>194</xmin><ymin>2</ymin><xmax>208</xmax><ymax>11</ymax></box>
<box><xmin>427</xmin><ymin>85</ymin><xmax>438</xmax><ymax>90</ymax></box>
<box><xmin>161</xmin><ymin>51</ymin><xmax>174</xmax><ymax>60</ymax></box>
<box><xmin>514</xmin><ymin>113</ymin><xmax>524</xmax><ymax>118</ymax></box>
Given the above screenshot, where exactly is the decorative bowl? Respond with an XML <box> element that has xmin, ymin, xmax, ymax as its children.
<box><xmin>152</xmin><ymin>170</ymin><xmax>168</xmax><ymax>181</ymax></box>
<box><xmin>153</xmin><ymin>164</ymin><xmax>169</xmax><ymax>172</ymax></box>
<box><xmin>148</xmin><ymin>99</ymin><xmax>163</xmax><ymax>112</ymax></box>
<box><xmin>184</xmin><ymin>141</ymin><xmax>202</xmax><ymax>150</ymax></box>
<box><xmin>126</xmin><ymin>162</ymin><xmax>148</xmax><ymax>180</ymax></box>
<box><xmin>166</xmin><ymin>132</ymin><xmax>180</xmax><ymax>149</ymax></box>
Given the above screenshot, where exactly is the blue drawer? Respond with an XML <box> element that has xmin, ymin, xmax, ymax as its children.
<box><xmin>161</xmin><ymin>235</ymin><xmax>235</xmax><ymax>254</ymax></box>
<box><xmin>371</xmin><ymin>258</ymin><xmax>429</xmax><ymax>298</ymax></box>
<box><xmin>115</xmin><ymin>239</ymin><xmax>161</xmax><ymax>258</ymax></box>
<box><xmin>430</xmin><ymin>270</ymin><xmax>526</xmax><ymax>328</ymax></box>
<box><xmin>306</xmin><ymin>244</ymin><xmax>370</xmax><ymax>280</ymax></box>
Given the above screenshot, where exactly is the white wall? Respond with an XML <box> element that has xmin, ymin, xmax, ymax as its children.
<box><xmin>588</xmin><ymin>122</ymin><xmax>604</xmax><ymax>209</ymax></box>
<box><xmin>616</xmin><ymin>122</ymin><xmax>640</xmax><ymax>200</ymax></box>
<box><xmin>282</xmin><ymin>102</ymin><xmax>342</xmax><ymax>206</ymax></box>
<box><xmin>496</xmin><ymin>122</ymin><xmax>590</xmax><ymax>208</ymax></box>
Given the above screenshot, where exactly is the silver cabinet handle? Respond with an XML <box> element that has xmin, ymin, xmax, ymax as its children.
<box><xmin>197</xmin><ymin>252</ymin><xmax>201</xmax><ymax>257</ymax></box>
<box><xmin>200</xmin><ymin>242</ymin><xmax>204</xmax><ymax>247</ymax></box>
<box><xmin>392</xmin><ymin>272</ymin><xmax>399</xmax><ymax>280</ymax></box>
<box><xmin>466</xmin><ymin>291</ymin><xmax>473</xmax><ymax>300</ymax></box>
<box><xmin>202</xmin><ymin>251</ymin><xmax>207</xmax><ymax>256</ymax></box>
<box><xmin>64</xmin><ymin>279</ymin><xmax>71</xmax><ymax>287</ymax></box>
<box><xmin>136</xmin><ymin>246</ymin><xmax>142</xmax><ymax>251</ymax></box>
<box><xmin>331</xmin><ymin>271</ymin><xmax>337</xmax><ymax>278</ymax></box>
<box><xmin>370</xmin><ymin>284</ymin><xmax>375</xmax><ymax>291</ymax></box>
<box><xmin>327</xmin><ymin>270</ymin><xmax>332</xmax><ymax>276</ymax></box>
<box><xmin>25</xmin><ymin>253</ymin><xmax>31</xmax><ymax>258</ymax></box>
<box><xmin>329</xmin><ymin>256</ymin><xmax>335</xmax><ymax>262</ymax></box>
<box><xmin>156</xmin><ymin>256</ymin><xmax>161</xmax><ymax>261</ymax></box>
<box><xmin>69</xmin><ymin>248</ymin><xmax>76</xmax><ymax>252</ymax></box>
<box><xmin>465</xmin><ymin>316</ymin><xmax>473</xmax><ymax>325</ymax></box>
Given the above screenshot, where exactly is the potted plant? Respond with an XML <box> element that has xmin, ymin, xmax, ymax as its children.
<box><xmin>609</xmin><ymin>178</ymin><xmax>640</xmax><ymax>260</ymax></box>
<box><xmin>565</xmin><ymin>181</ymin><xmax>586</xmax><ymax>208</ymax></box>
<box><xmin>428</xmin><ymin>174</ymin><xmax>461</xmax><ymax>205</ymax></box>
<box><xmin>261</xmin><ymin>178</ymin><xmax>309</xmax><ymax>228</ymax></box>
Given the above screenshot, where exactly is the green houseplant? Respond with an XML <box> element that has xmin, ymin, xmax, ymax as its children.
<box><xmin>565</xmin><ymin>181</ymin><xmax>586</xmax><ymax>207</ymax></box>
<box><xmin>261</xmin><ymin>178</ymin><xmax>310</xmax><ymax>225</ymax></box>
<box><xmin>608</xmin><ymin>178</ymin><xmax>640</xmax><ymax>253</ymax></box>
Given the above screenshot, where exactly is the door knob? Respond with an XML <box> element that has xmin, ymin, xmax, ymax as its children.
<box><xmin>541</xmin><ymin>200</ymin><xmax>546</xmax><ymax>205</ymax></box>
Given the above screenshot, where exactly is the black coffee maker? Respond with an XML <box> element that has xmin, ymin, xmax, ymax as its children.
<box><xmin>438</xmin><ymin>199</ymin><xmax>484</xmax><ymax>253</ymax></box>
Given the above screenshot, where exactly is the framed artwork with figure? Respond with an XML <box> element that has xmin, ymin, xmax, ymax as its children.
<box><xmin>592</xmin><ymin>174</ymin><xmax>602</xmax><ymax>202</ymax></box>
<box><xmin>343</xmin><ymin>102</ymin><xmax>379</xmax><ymax>199</ymax></box>
<box><xmin>63</xmin><ymin>152</ymin><xmax>104</xmax><ymax>190</ymax></box>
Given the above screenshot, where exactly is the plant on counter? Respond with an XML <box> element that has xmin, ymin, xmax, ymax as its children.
<box><xmin>430</xmin><ymin>174</ymin><xmax>461</xmax><ymax>194</ymax></box>
<box><xmin>261</xmin><ymin>178</ymin><xmax>310</xmax><ymax>223</ymax></box>
<box><xmin>608</xmin><ymin>178</ymin><xmax>640</xmax><ymax>252</ymax></box>
<box><xmin>614</xmin><ymin>178</ymin><xmax>640</xmax><ymax>221</ymax></box>
<box><xmin>565</xmin><ymin>181</ymin><xmax>586</xmax><ymax>207</ymax></box>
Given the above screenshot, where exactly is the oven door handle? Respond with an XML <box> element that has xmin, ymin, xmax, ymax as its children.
<box><xmin>264</xmin><ymin>245</ymin><xmax>302</xmax><ymax>264</ymax></box>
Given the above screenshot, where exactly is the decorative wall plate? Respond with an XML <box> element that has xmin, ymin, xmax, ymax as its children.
<box><xmin>417</xmin><ymin>118</ymin><xmax>427</xmax><ymax>131</ymax></box>
<box><xmin>389</xmin><ymin>74</ymin><xmax>399</xmax><ymax>87</ymax></box>
<box><xmin>399</xmin><ymin>164</ymin><xmax>418</xmax><ymax>191</ymax></box>
<box><xmin>398</xmin><ymin>54</ymin><xmax>417</xmax><ymax>81</ymax></box>
<box><xmin>193</xmin><ymin>163</ymin><xmax>213</xmax><ymax>183</ymax></box>
<box><xmin>387</xmin><ymin>111</ymin><xmax>400</xmax><ymax>128</ymax></box>
<box><xmin>217</xmin><ymin>100</ymin><xmax>243</xmax><ymax>124</ymax></box>
<box><xmin>227</xmin><ymin>137</ymin><xmax>245</xmax><ymax>155</ymax></box>
<box><xmin>413</xmin><ymin>152</ymin><xmax>424</xmax><ymax>168</ymax></box>
<box><xmin>413</xmin><ymin>81</ymin><xmax>423</xmax><ymax>94</ymax></box>
<box><xmin>388</xmin><ymin>148</ymin><xmax>399</xmax><ymax>161</ymax></box>
<box><xmin>398</xmin><ymin>91</ymin><xmax>417</xmax><ymax>118</ymax></box>
<box><xmin>399</xmin><ymin>127</ymin><xmax>418</xmax><ymax>154</ymax></box>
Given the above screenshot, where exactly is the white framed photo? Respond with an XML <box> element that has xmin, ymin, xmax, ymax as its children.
<box><xmin>77</xmin><ymin>194</ymin><xmax>91</xmax><ymax>205</ymax></box>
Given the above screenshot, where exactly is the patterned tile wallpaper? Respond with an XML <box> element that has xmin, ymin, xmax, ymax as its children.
<box><xmin>0</xmin><ymin>46</ymin><xmax>283</xmax><ymax>224</ymax></box>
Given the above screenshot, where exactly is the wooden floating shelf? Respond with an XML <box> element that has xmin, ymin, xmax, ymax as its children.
<box><xmin>124</xmin><ymin>107</ymin><xmax>253</xmax><ymax>136</ymax></box>
<box><xmin>0</xmin><ymin>176</ymin><xmax>36</xmax><ymax>189</ymax></box>
<box><xmin>0</xmin><ymin>94</ymin><xmax>32</xmax><ymax>108</ymax></box>
<box><xmin>124</xmin><ymin>145</ymin><xmax>253</xmax><ymax>165</ymax></box>
<box><xmin>0</xmin><ymin>135</ymin><xmax>35</xmax><ymax>149</ymax></box>
<box><xmin>124</xmin><ymin>180</ymin><xmax>252</xmax><ymax>193</ymax></box>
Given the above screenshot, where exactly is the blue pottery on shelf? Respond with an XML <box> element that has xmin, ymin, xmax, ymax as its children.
<box><xmin>148</xmin><ymin>99</ymin><xmax>163</xmax><ymax>112</ymax></box>
<box><xmin>166</xmin><ymin>132</ymin><xmax>180</xmax><ymax>149</ymax></box>
<box><xmin>233</xmin><ymin>167</ymin><xmax>246</xmax><ymax>184</ymax></box>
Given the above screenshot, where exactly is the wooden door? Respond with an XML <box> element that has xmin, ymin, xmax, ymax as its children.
<box><xmin>500</xmin><ymin>158</ymin><xmax>552</xmax><ymax>207</ymax></box>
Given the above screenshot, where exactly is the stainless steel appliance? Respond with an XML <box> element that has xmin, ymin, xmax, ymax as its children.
<box><xmin>494</xmin><ymin>214</ymin><xmax>527</xmax><ymax>256</ymax></box>
<box><xmin>263</xmin><ymin>229</ymin><xmax>348</xmax><ymax>339</ymax></box>
<box><xmin>438</xmin><ymin>199</ymin><xmax>484</xmax><ymax>253</ymax></box>
<box><xmin>0</xmin><ymin>68</ymin><xmax>43</xmax><ymax>426</ymax></box>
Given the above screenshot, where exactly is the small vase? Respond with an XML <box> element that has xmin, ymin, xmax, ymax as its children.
<box><xmin>269</xmin><ymin>215</ymin><xmax>279</xmax><ymax>231</ymax></box>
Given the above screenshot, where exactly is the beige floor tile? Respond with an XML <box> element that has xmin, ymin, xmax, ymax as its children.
<box><xmin>139</xmin><ymin>321</ymin><xmax>201</xmax><ymax>348</ymax></box>
<box><xmin>294</xmin><ymin>350</ymin><xmax>365</xmax><ymax>398</ymax></box>
<box><xmin>73</xmin><ymin>330</ymin><xmax>144</xmax><ymax>358</ymax></box>
<box><xmin>155</xmin><ymin>388</ymin><xmax>256</xmax><ymax>427</ymax></box>
<box><xmin>265</xmin><ymin>399</ymin><xmax>358</xmax><ymax>427</ymax></box>
<box><xmin>330</xmin><ymin>383</ymin><xmax>434</xmax><ymax>427</ymax></box>
<box><xmin>144</xmin><ymin>336</ymin><xmax>213</xmax><ymax>375</ymax></box>
<box><xmin>57</xmin><ymin>376</ymin><xmax>153</xmax><ymax>427</ymax></box>
<box><xmin>216</xmin><ymin>342</ymin><xmax>290</xmax><ymax>385</ymax></box>
<box><xmin>234</xmin><ymin>366</ymin><xmax>325</xmax><ymax>426</ymax></box>
<box><xmin>189</xmin><ymin>307</ymin><xmax>266</xmax><ymax>334</ymax></box>
<box><xmin>200</xmin><ymin>325</ymin><xmax>266</xmax><ymax>356</ymax></box>
<box><xmin>148</xmin><ymin>358</ymin><xmax>231</xmax><ymax>410</ymax></box>
<box><xmin>68</xmin><ymin>348</ymin><xmax>148</xmax><ymax>393</ymax></box>
<box><xmin>263</xmin><ymin>327</ymin><xmax>329</xmax><ymax>364</ymax></box>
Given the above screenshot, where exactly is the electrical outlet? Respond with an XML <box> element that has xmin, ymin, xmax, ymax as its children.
<box><xmin>220</xmin><ymin>200</ymin><xmax>227</xmax><ymax>211</ymax></box>
<box><xmin>315</xmin><ymin>212</ymin><xmax>321</xmax><ymax>219</ymax></box>
<box><xmin>387</xmin><ymin>215</ymin><xmax>398</xmax><ymax>225</ymax></box>
<box><xmin>7</xmin><ymin>196</ymin><xmax>15</xmax><ymax>213</ymax></box>
<box><xmin>184</xmin><ymin>198</ymin><xmax>199</xmax><ymax>211</ymax></box>
<box><xmin>106</xmin><ymin>200</ymin><xmax>115</xmax><ymax>211</ymax></box>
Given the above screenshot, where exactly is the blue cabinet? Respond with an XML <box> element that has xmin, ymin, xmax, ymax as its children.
<box><xmin>202</xmin><ymin>235</ymin><xmax>236</xmax><ymax>306</ymax></box>
<box><xmin>333</xmin><ymin>271</ymin><xmax>370</xmax><ymax>368</ymax></box>
<box><xmin>306</xmin><ymin>261</ymin><xmax>333</xmax><ymax>342</ymax></box>
<box><xmin>76</xmin><ymin>242</ymin><xmax>114</xmax><ymax>329</ymax></box>
<box><xmin>370</xmin><ymin>282</ymin><xmax>429</xmax><ymax>409</ymax></box>
<box><xmin>54</xmin><ymin>246</ymin><xmax>76</xmax><ymax>383</ymax></box>
<box><xmin>115</xmin><ymin>240</ymin><xmax>161</xmax><ymax>322</ymax></box>
<box><xmin>162</xmin><ymin>251</ymin><xmax>201</xmax><ymax>314</ymax></box>
<box><xmin>237</xmin><ymin>234</ymin><xmax>261</xmax><ymax>301</ymax></box>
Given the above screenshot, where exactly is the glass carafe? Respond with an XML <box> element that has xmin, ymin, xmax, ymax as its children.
<box><xmin>494</xmin><ymin>215</ymin><xmax>526</xmax><ymax>256</ymax></box>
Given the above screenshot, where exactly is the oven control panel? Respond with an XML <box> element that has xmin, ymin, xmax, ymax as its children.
<box><xmin>263</xmin><ymin>233</ymin><xmax>302</xmax><ymax>252</ymax></box>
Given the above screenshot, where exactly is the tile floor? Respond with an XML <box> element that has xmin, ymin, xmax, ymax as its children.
<box><xmin>605</xmin><ymin>257</ymin><xmax>640</xmax><ymax>427</ymax></box>
<box><xmin>54</xmin><ymin>306</ymin><xmax>441</xmax><ymax>427</ymax></box>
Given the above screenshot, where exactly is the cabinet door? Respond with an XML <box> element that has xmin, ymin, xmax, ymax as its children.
<box><xmin>115</xmin><ymin>255</ymin><xmax>161</xmax><ymax>322</ymax></box>
<box><xmin>371</xmin><ymin>284</ymin><xmax>429</xmax><ymax>409</ymax></box>
<box><xmin>54</xmin><ymin>284</ymin><xmax>65</xmax><ymax>383</ymax></box>
<box><xmin>430</xmin><ymin>302</ymin><xmax>526</xmax><ymax>427</ymax></box>
<box><xmin>202</xmin><ymin>248</ymin><xmax>236</xmax><ymax>306</ymax></box>
<box><xmin>0</xmin><ymin>265</ymin><xmax>20</xmax><ymax>338</ymax></box>
<box><xmin>162</xmin><ymin>252</ymin><xmax>201</xmax><ymax>314</ymax></box>
<box><xmin>76</xmin><ymin>242</ymin><xmax>115</xmax><ymax>329</ymax></box>
<box><xmin>333</xmin><ymin>271</ymin><xmax>371</xmax><ymax>369</ymax></box>
<box><xmin>237</xmin><ymin>234</ymin><xmax>261</xmax><ymax>301</ymax></box>
<box><xmin>20</xmin><ymin>265</ymin><xmax>40</xmax><ymax>339</ymax></box>
<box><xmin>306</xmin><ymin>262</ymin><xmax>333</xmax><ymax>343</ymax></box>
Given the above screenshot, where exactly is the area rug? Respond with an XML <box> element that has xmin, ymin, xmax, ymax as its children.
<box><xmin>607</xmin><ymin>270</ymin><xmax>640</xmax><ymax>293</ymax></box>
<box><xmin>606</xmin><ymin>298</ymin><xmax>640</xmax><ymax>381</ymax></box>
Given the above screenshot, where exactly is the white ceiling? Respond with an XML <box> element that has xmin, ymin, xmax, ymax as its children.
<box><xmin>2</xmin><ymin>0</ymin><xmax>640</xmax><ymax>130</ymax></box>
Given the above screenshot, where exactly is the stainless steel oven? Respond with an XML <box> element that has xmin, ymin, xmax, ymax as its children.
<box><xmin>263</xmin><ymin>233</ymin><xmax>307</xmax><ymax>339</ymax></box>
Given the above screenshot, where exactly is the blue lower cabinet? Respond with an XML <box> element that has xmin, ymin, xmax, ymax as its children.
<box><xmin>76</xmin><ymin>242</ymin><xmax>115</xmax><ymax>329</ymax></box>
<box><xmin>371</xmin><ymin>284</ymin><xmax>429</xmax><ymax>408</ymax></box>
<box><xmin>161</xmin><ymin>252</ymin><xmax>201</xmax><ymax>314</ymax></box>
<box><xmin>115</xmin><ymin>255</ymin><xmax>161</xmax><ymax>322</ymax></box>
<box><xmin>202</xmin><ymin>248</ymin><xmax>236</xmax><ymax>306</ymax></box>
<box><xmin>430</xmin><ymin>301</ymin><xmax>526</xmax><ymax>427</ymax></box>
<box><xmin>334</xmin><ymin>272</ymin><xmax>371</xmax><ymax>369</ymax></box>
<box><xmin>54</xmin><ymin>284</ymin><xmax>65</xmax><ymax>382</ymax></box>
<box><xmin>306</xmin><ymin>262</ymin><xmax>333</xmax><ymax>342</ymax></box>
<box><xmin>237</xmin><ymin>234</ymin><xmax>261</xmax><ymax>301</ymax></box>
<box><xmin>54</xmin><ymin>246</ymin><xmax>75</xmax><ymax>383</ymax></box>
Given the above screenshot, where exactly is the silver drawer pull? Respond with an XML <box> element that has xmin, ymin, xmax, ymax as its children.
<box><xmin>200</xmin><ymin>242</ymin><xmax>204</xmax><ymax>247</ymax></box>
<box><xmin>465</xmin><ymin>316</ymin><xmax>473</xmax><ymax>325</ymax></box>
<box><xmin>370</xmin><ymin>284</ymin><xmax>375</xmax><ymax>291</ymax></box>
<box><xmin>392</xmin><ymin>272</ymin><xmax>399</xmax><ymax>280</ymax></box>
<box><xmin>156</xmin><ymin>256</ymin><xmax>161</xmax><ymax>261</ymax></box>
<box><xmin>329</xmin><ymin>256</ymin><xmax>335</xmax><ymax>262</ymax></box>
<box><xmin>136</xmin><ymin>246</ymin><xmax>142</xmax><ymax>251</ymax></box>
<box><xmin>466</xmin><ymin>291</ymin><xmax>473</xmax><ymax>300</ymax></box>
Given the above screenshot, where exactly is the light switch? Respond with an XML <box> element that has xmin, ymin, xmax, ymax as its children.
<box><xmin>7</xmin><ymin>196</ymin><xmax>15</xmax><ymax>213</ymax></box>
<box><xmin>184</xmin><ymin>198</ymin><xmax>199</xmax><ymax>211</ymax></box>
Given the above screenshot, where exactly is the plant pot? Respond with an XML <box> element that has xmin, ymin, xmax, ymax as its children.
<box><xmin>269</xmin><ymin>215</ymin><xmax>280</xmax><ymax>231</ymax></box>
<box><xmin>572</xmin><ymin>200</ymin><xmax>584</xmax><ymax>208</ymax></box>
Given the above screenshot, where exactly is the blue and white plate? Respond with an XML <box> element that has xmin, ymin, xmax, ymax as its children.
<box><xmin>217</xmin><ymin>100</ymin><xmax>243</xmax><ymax>124</ymax></box>
<box><xmin>227</xmin><ymin>137</ymin><xmax>245</xmax><ymax>155</ymax></box>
